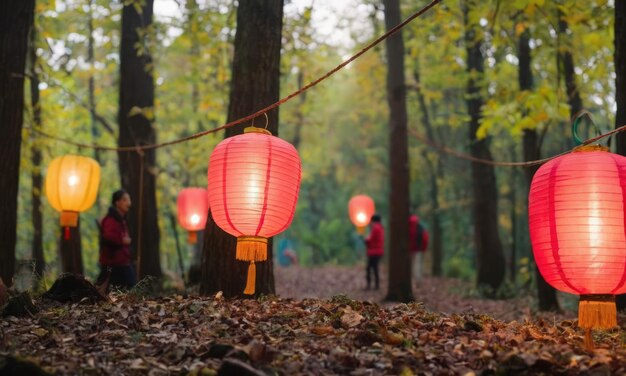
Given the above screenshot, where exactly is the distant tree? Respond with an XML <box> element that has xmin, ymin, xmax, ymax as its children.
<box><xmin>200</xmin><ymin>0</ymin><xmax>283</xmax><ymax>298</ymax></box>
<box><xmin>28</xmin><ymin>18</ymin><xmax>45</xmax><ymax>283</ymax></box>
<box><xmin>118</xmin><ymin>0</ymin><xmax>161</xmax><ymax>280</ymax></box>
<box><xmin>517</xmin><ymin>25</ymin><xmax>559</xmax><ymax>311</ymax></box>
<box><xmin>462</xmin><ymin>0</ymin><xmax>505</xmax><ymax>294</ymax></box>
<box><xmin>558</xmin><ymin>9</ymin><xmax>583</xmax><ymax>126</ymax></box>
<box><xmin>411</xmin><ymin>60</ymin><xmax>443</xmax><ymax>277</ymax></box>
<box><xmin>0</xmin><ymin>0</ymin><xmax>35</xmax><ymax>287</ymax></box>
<box><xmin>383</xmin><ymin>0</ymin><xmax>413</xmax><ymax>303</ymax></box>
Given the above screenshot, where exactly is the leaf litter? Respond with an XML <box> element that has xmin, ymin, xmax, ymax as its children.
<box><xmin>2</xmin><ymin>266</ymin><xmax>626</xmax><ymax>375</ymax></box>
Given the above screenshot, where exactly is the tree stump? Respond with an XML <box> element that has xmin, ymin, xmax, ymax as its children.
<box><xmin>42</xmin><ymin>273</ymin><xmax>108</xmax><ymax>303</ymax></box>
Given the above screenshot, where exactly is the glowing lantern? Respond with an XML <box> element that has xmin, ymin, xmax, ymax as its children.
<box><xmin>529</xmin><ymin>145</ymin><xmax>626</xmax><ymax>348</ymax></box>
<box><xmin>207</xmin><ymin>127</ymin><xmax>301</xmax><ymax>295</ymax></box>
<box><xmin>45</xmin><ymin>155</ymin><xmax>101</xmax><ymax>238</ymax></box>
<box><xmin>177</xmin><ymin>188</ymin><xmax>209</xmax><ymax>244</ymax></box>
<box><xmin>348</xmin><ymin>195</ymin><xmax>375</xmax><ymax>234</ymax></box>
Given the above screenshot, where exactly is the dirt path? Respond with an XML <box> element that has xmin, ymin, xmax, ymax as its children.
<box><xmin>275</xmin><ymin>265</ymin><xmax>574</xmax><ymax>322</ymax></box>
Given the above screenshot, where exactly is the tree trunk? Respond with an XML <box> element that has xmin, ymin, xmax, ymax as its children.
<box><xmin>0</xmin><ymin>0</ymin><xmax>35</xmax><ymax>287</ymax></box>
<box><xmin>200</xmin><ymin>0</ymin><xmax>283</xmax><ymax>298</ymax></box>
<box><xmin>463</xmin><ymin>0</ymin><xmax>505</xmax><ymax>294</ymax></box>
<box><xmin>59</xmin><ymin>223</ymin><xmax>84</xmax><ymax>275</ymax></box>
<box><xmin>558</xmin><ymin>12</ymin><xmax>583</xmax><ymax>122</ymax></box>
<box><xmin>117</xmin><ymin>0</ymin><xmax>161</xmax><ymax>281</ymax></box>
<box><xmin>29</xmin><ymin>21</ymin><xmax>45</xmax><ymax>282</ymax></box>
<box><xmin>383</xmin><ymin>0</ymin><xmax>413</xmax><ymax>303</ymax></box>
<box><xmin>518</xmin><ymin>27</ymin><xmax>560</xmax><ymax>310</ymax></box>
<box><xmin>508</xmin><ymin>148</ymin><xmax>517</xmax><ymax>283</ymax></box>
<box><xmin>292</xmin><ymin>71</ymin><xmax>306</xmax><ymax>150</ymax></box>
<box><xmin>413</xmin><ymin>63</ymin><xmax>443</xmax><ymax>277</ymax></box>
<box><xmin>88</xmin><ymin>0</ymin><xmax>100</xmax><ymax>164</ymax></box>
<box><xmin>614</xmin><ymin>1</ymin><xmax>626</xmax><ymax>311</ymax></box>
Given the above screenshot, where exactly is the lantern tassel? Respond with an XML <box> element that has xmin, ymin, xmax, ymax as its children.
<box><xmin>243</xmin><ymin>261</ymin><xmax>256</xmax><ymax>295</ymax></box>
<box><xmin>236</xmin><ymin>236</ymin><xmax>268</xmax><ymax>262</ymax></box>
<box><xmin>578</xmin><ymin>294</ymin><xmax>617</xmax><ymax>329</ymax></box>
<box><xmin>64</xmin><ymin>227</ymin><xmax>71</xmax><ymax>240</ymax></box>
<box><xmin>578</xmin><ymin>294</ymin><xmax>616</xmax><ymax>351</ymax></box>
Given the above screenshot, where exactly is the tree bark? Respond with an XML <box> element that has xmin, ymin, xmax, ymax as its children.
<box><xmin>463</xmin><ymin>0</ymin><xmax>505</xmax><ymax>294</ymax></box>
<box><xmin>200</xmin><ymin>0</ymin><xmax>283</xmax><ymax>298</ymax></box>
<box><xmin>518</xmin><ymin>27</ymin><xmax>560</xmax><ymax>311</ymax></box>
<box><xmin>117</xmin><ymin>0</ymin><xmax>161</xmax><ymax>280</ymax></box>
<box><xmin>614</xmin><ymin>1</ymin><xmax>626</xmax><ymax>311</ymax></box>
<box><xmin>383</xmin><ymin>0</ymin><xmax>413</xmax><ymax>303</ymax></box>
<box><xmin>29</xmin><ymin>21</ymin><xmax>45</xmax><ymax>282</ymax></box>
<box><xmin>0</xmin><ymin>0</ymin><xmax>35</xmax><ymax>287</ymax></box>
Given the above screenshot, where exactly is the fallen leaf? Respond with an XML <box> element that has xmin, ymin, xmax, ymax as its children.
<box><xmin>341</xmin><ymin>307</ymin><xmax>364</xmax><ymax>328</ymax></box>
<box><xmin>311</xmin><ymin>326</ymin><xmax>335</xmax><ymax>336</ymax></box>
<box><xmin>31</xmin><ymin>328</ymin><xmax>48</xmax><ymax>337</ymax></box>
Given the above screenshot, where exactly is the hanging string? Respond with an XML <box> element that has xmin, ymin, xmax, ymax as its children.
<box><xmin>408</xmin><ymin>124</ymin><xmax>626</xmax><ymax>168</ymax></box>
<box><xmin>28</xmin><ymin>0</ymin><xmax>443</xmax><ymax>152</ymax></box>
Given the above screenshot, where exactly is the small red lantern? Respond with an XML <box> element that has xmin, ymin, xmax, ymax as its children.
<box><xmin>207</xmin><ymin>127</ymin><xmax>301</xmax><ymax>295</ymax></box>
<box><xmin>529</xmin><ymin>145</ymin><xmax>626</xmax><ymax>348</ymax></box>
<box><xmin>177</xmin><ymin>187</ymin><xmax>209</xmax><ymax>244</ymax></box>
<box><xmin>348</xmin><ymin>195</ymin><xmax>375</xmax><ymax>234</ymax></box>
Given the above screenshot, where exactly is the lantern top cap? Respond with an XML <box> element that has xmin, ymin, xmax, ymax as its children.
<box><xmin>244</xmin><ymin>126</ymin><xmax>272</xmax><ymax>136</ymax></box>
<box><xmin>572</xmin><ymin>144</ymin><xmax>609</xmax><ymax>153</ymax></box>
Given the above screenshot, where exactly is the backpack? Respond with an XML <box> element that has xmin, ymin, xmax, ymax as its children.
<box><xmin>416</xmin><ymin>222</ymin><xmax>429</xmax><ymax>252</ymax></box>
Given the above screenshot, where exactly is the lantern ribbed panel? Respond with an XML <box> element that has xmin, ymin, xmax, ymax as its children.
<box><xmin>177</xmin><ymin>187</ymin><xmax>209</xmax><ymax>231</ymax></box>
<box><xmin>45</xmin><ymin>155</ymin><xmax>101</xmax><ymax>213</ymax></box>
<box><xmin>207</xmin><ymin>132</ymin><xmax>301</xmax><ymax>238</ymax></box>
<box><xmin>348</xmin><ymin>195</ymin><xmax>375</xmax><ymax>227</ymax></box>
<box><xmin>529</xmin><ymin>150</ymin><xmax>626</xmax><ymax>295</ymax></box>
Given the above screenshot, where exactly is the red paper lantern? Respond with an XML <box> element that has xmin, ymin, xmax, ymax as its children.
<box><xmin>529</xmin><ymin>145</ymin><xmax>626</xmax><ymax>345</ymax></box>
<box><xmin>177</xmin><ymin>187</ymin><xmax>209</xmax><ymax>244</ymax></box>
<box><xmin>348</xmin><ymin>195</ymin><xmax>375</xmax><ymax>234</ymax></box>
<box><xmin>207</xmin><ymin>127</ymin><xmax>301</xmax><ymax>295</ymax></box>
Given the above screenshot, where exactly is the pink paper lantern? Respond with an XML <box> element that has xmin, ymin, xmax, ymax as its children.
<box><xmin>348</xmin><ymin>195</ymin><xmax>375</xmax><ymax>234</ymax></box>
<box><xmin>529</xmin><ymin>145</ymin><xmax>626</xmax><ymax>337</ymax></box>
<box><xmin>207</xmin><ymin>127</ymin><xmax>301</xmax><ymax>294</ymax></box>
<box><xmin>177</xmin><ymin>187</ymin><xmax>209</xmax><ymax>244</ymax></box>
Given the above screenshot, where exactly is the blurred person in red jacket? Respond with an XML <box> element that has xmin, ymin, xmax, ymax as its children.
<box><xmin>409</xmin><ymin>214</ymin><xmax>429</xmax><ymax>283</ymax></box>
<box><xmin>96</xmin><ymin>189</ymin><xmax>136</xmax><ymax>290</ymax></box>
<box><xmin>364</xmin><ymin>214</ymin><xmax>384</xmax><ymax>290</ymax></box>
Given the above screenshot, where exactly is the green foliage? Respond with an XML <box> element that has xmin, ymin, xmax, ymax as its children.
<box><xmin>13</xmin><ymin>0</ymin><xmax>619</xmax><ymax>293</ymax></box>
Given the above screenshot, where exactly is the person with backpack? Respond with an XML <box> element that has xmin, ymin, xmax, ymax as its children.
<box><xmin>96</xmin><ymin>189</ymin><xmax>136</xmax><ymax>290</ymax></box>
<box><xmin>364</xmin><ymin>214</ymin><xmax>384</xmax><ymax>290</ymax></box>
<box><xmin>409</xmin><ymin>214</ymin><xmax>429</xmax><ymax>283</ymax></box>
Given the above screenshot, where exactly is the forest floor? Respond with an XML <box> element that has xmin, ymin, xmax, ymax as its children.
<box><xmin>2</xmin><ymin>265</ymin><xmax>626</xmax><ymax>375</ymax></box>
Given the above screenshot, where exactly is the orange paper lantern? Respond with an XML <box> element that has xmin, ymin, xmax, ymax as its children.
<box><xmin>207</xmin><ymin>127</ymin><xmax>301</xmax><ymax>295</ymax></box>
<box><xmin>177</xmin><ymin>187</ymin><xmax>209</xmax><ymax>244</ymax></box>
<box><xmin>45</xmin><ymin>155</ymin><xmax>101</xmax><ymax>238</ymax></box>
<box><xmin>348</xmin><ymin>195</ymin><xmax>375</xmax><ymax>234</ymax></box>
<box><xmin>529</xmin><ymin>145</ymin><xmax>626</xmax><ymax>346</ymax></box>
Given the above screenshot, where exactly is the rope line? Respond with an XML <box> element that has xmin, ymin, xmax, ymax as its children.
<box><xmin>30</xmin><ymin>0</ymin><xmax>443</xmax><ymax>152</ymax></box>
<box><xmin>409</xmin><ymin>124</ymin><xmax>626</xmax><ymax>167</ymax></box>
